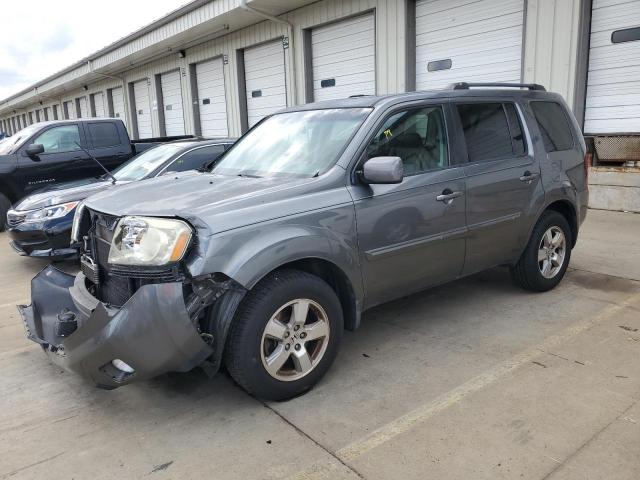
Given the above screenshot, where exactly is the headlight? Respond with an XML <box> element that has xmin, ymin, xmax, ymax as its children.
<box><xmin>108</xmin><ymin>216</ymin><xmax>192</xmax><ymax>266</ymax></box>
<box><xmin>23</xmin><ymin>201</ymin><xmax>78</xmax><ymax>223</ymax></box>
<box><xmin>70</xmin><ymin>202</ymin><xmax>85</xmax><ymax>243</ymax></box>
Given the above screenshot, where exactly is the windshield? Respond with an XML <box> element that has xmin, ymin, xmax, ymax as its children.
<box><xmin>112</xmin><ymin>144</ymin><xmax>187</xmax><ymax>181</ymax></box>
<box><xmin>212</xmin><ymin>108</ymin><xmax>371</xmax><ymax>178</ymax></box>
<box><xmin>0</xmin><ymin>124</ymin><xmax>42</xmax><ymax>155</ymax></box>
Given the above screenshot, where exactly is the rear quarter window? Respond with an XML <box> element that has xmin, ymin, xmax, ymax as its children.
<box><xmin>530</xmin><ymin>101</ymin><xmax>574</xmax><ymax>152</ymax></box>
<box><xmin>87</xmin><ymin>122</ymin><xmax>121</xmax><ymax>148</ymax></box>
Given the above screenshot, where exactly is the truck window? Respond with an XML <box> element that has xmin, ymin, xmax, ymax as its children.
<box><xmin>32</xmin><ymin>125</ymin><xmax>81</xmax><ymax>154</ymax></box>
<box><xmin>164</xmin><ymin>145</ymin><xmax>226</xmax><ymax>173</ymax></box>
<box><xmin>456</xmin><ymin>103</ymin><xmax>514</xmax><ymax>163</ymax></box>
<box><xmin>366</xmin><ymin>106</ymin><xmax>448</xmax><ymax>175</ymax></box>
<box><xmin>530</xmin><ymin>101</ymin><xmax>574</xmax><ymax>152</ymax></box>
<box><xmin>87</xmin><ymin>122</ymin><xmax>120</xmax><ymax>148</ymax></box>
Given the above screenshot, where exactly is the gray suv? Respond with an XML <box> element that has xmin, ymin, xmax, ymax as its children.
<box><xmin>20</xmin><ymin>83</ymin><xmax>589</xmax><ymax>400</ymax></box>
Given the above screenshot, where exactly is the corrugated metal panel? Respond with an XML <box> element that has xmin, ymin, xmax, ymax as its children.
<box><xmin>196</xmin><ymin>57</ymin><xmax>229</xmax><ymax>136</ymax></box>
<box><xmin>161</xmin><ymin>70</ymin><xmax>186</xmax><ymax>136</ymax></box>
<box><xmin>244</xmin><ymin>39</ymin><xmax>287</xmax><ymax>127</ymax></box>
<box><xmin>584</xmin><ymin>0</ymin><xmax>640</xmax><ymax>134</ymax></box>
<box><xmin>311</xmin><ymin>13</ymin><xmax>376</xmax><ymax>101</ymax></box>
<box><xmin>415</xmin><ymin>0</ymin><xmax>524</xmax><ymax>90</ymax></box>
<box><xmin>133</xmin><ymin>79</ymin><xmax>153</xmax><ymax>138</ymax></box>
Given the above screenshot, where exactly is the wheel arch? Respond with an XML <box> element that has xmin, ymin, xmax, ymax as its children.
<box><xmin>543</xmin><ymin>199</ymin><xmax>578</xmax><ymax>247</ymax></box>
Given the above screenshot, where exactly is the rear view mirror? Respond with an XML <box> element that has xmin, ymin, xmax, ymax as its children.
<box><xmin>361</xmin><ymin>156</ymin><xmax>404</xmax><ymax>184</ymax></box>
<box><xmin>25</xmin><ymin>143</ymin><xmax>45</xmax><ymax>160</ymax></box>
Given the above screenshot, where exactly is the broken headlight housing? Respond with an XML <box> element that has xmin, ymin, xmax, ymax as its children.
<box><xmin>108</xmin><ymin>216</ymin><xmax>192</xmax><ymax>266</ymax></box>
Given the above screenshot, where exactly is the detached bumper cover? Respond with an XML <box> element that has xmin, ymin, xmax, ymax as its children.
<box><xmin>18</xmin><ymin>266</ymin><xmax>213</xmax><ymax>389</ymax></box>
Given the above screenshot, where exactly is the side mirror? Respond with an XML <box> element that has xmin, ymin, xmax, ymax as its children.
<box><xmin>361</xmin><ymin>156</ymin><xmax>404</xmax><ymax>184</ymax></box>
<box><xmin>25</xmin><ymin>143</ymin><xmax>45</xmax><ymax>160</ymax></box>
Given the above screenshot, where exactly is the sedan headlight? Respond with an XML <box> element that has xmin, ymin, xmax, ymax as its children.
<box><xmin>108</xmin><ymin>216</ymin><xmax>192</xmax><ymax>266</ymax></box>
<box><xmin>23</xmin><ymin>201</ymin><xmax>79</xmax><ymax>223</ymax></box>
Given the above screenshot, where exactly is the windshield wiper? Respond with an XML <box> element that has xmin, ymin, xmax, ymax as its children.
<box><xmin>74</xmin><ymin>142</ymin><xmax>117</xmax><ymax>185</ymax></box>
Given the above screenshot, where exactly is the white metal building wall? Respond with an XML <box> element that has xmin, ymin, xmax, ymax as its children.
<box><xmin>311</xmin><ymin>13</ymin><xmax>376</xmax><ymax>101</ymax></box>
<box><xmin>160</xmin><ymin>70</ymin><xmax>186</xmax><ymax>136</ymax></box>
<box><xmin>244</xmin><ymin>40</ymin><xmax>287</xmax><ymax>128</ymax></box>
<box><xmin>111</xmin><ymin>87</ymin><xmax>126</xmax><ymax>124</ymax></box>
<box><xmin>584</xmin><ymin>0</ymin><xmax>640</xmax><ymax>134</ymax></box>
<box><xmin>195</xmin><ymin>57</ymin><xmax>229</xmax><ymax>137</ymax></box>
<box><xmin>415</xmin><ymin>0</ymin><xmax>525</xmax><ymax>90</ymax></box>
<box><xmin>93</xmin><ymin>92</ymin><xmax>106</xmax><ymax>117</ymax></box>
<box><xmin>133</xmin><ymin>79</ymin><xmax>153</xmax><ymax>138</ymax></box>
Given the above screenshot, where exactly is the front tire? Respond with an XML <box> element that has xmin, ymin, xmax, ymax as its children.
<box><xmin>224</xmin><ymin>269</ymin><xmax>343</xmax><ymax>401</ymax></box>
<box><xmin>511</xmin><ymin>211</ymin><xmax>572</xmax><ymax>292</ymax></box>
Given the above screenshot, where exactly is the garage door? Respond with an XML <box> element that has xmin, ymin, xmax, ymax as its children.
<box><xmin>195</xmin><ymin>58</ymin><xmax>228</xmax><ymax>137</ymax></box>
<box><xmin>93</xmin><ymin>92</ymin><xmax>105</xmax><ymax>117</ymax></box>
<box><xmin>64</xmin><ymin>101</ymin><xmax>75</xmax><ymax>119</ymax></box>
<box><xmin>311</xmin><ymin>14</ymin><xmax>376</xmax><ymax>101</ymax></box>
<box><xmin>78</xmin><ymin>97</ymin><xmax>89</xmax><ymax>118</ymax></box>
<box><xmin>244</xmin><ymin>40</ymin><xmax>287</xmax><ymax>128</ymax></box>
<box><xmin>160</xmin><ymin>70</ymin><xmax>186</xmax><ymax>136</ymax></box>
<box><xmin>584</xmin><ymin>0</ymin><xmax>640</xmax><ymax>134</ymax></box>
<box><xmin>133</xmin><ymin>79</ymin><xmax>153</xmax><ymax>139</ymax></box>
<box><xmin>415</xmin><ymin>0</ymin><xmax>524</xmax><ymax>90</ymax></box>
<box><xmin>111</xmin><ymin>87</ymin><xmax>126</xmax><ymax>125</ymax></box>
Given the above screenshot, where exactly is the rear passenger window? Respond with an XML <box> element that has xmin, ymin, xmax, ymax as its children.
<box><xmin>457</xmin><ymin>103</ymin><xmax>519</xmax><ymax>162</ymax></box>
<box><xmin>87</xmin><ymin>122</ymin><xmax>120</xmax><ymax>148</ymax></box>
<box><xmin>366</xmin><ymin>106</ymin><xmax>448</xmax><ymax>176</ymax></box>
<box><xmin>530</xmin><ymin>102</ymin><xmax>574</xmax><ymax>152</ymax></box>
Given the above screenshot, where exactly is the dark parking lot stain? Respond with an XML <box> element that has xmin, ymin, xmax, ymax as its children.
<box><xmin>619</xmin><ymin>325</ymin><xmax>639</xmax><ymax>332</ymax></box>
<box><xmin>568</xmin><ymin>269</ymin><xmax>638</xmax><ymax>293</ymax></box>
<box><xmin>151</xmin><ymin>461</ymin><xmax>174</xmax><ymax>474</ymax></box>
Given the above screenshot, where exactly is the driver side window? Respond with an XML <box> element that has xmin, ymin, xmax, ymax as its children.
<box><xmin>32</xmin><ymin>125</ymin><xmax>81</xmax><ymax>154</ymax></box>
<box><xmin>366</xmin><ymin>106</ymin><xmax>448</xmax><ymax>176</ymax></box>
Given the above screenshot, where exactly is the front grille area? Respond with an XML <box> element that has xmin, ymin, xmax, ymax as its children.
<box><xmin>84</xmin><ymin>209</ymin><xmax>183</xmax><ymax>307</ymax></box>
<box><xmin>6</xmin><ymin>211</ymin><xmax>26</xmax><ymax>227</ymax></box>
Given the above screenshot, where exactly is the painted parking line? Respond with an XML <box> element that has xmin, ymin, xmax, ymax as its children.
<box><xmin>287</xmin><ymin>290</ymin><xmax>640</xmax><ymax>479</ymax></box>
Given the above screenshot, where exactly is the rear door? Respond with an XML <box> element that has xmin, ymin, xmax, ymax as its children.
<box><xmin>350</xmin><ymin>101</ymin><xmax>467</xmax><ymax>308</ymax></box>
<box><xmin>452</xmin><ymin>99</ymin><xmax>544</xmax><ymax>275</ymax></box>
<box><xmin>85</xmin><ymin>121</ymin><xmax>129</xmax><ymax>170</ymax></box>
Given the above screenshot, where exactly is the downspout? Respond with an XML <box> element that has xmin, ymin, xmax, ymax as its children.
<box><xmin>239</xmin><ymin>0</ymin><xmax>298</xmax><ymax>103</ymax></box>
<box><xmin>87</xmin><ymin>60</ymin><xmax>130</xmax><ymax>121</ymax></box>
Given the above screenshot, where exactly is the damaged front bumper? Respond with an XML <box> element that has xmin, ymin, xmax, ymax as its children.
<box><xmin>18</xmin><ymin>266</ymin><xmax>213</xmax><ymax>389</ymax></box>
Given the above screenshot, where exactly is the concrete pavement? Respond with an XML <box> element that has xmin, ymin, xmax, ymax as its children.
<box><xmin>0</xmin><ymin>209</ymin><xmax>638</xmax><ymax>480</ymax></box>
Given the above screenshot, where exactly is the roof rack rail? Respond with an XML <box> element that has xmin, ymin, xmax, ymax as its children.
<box><xmin>449</xmin><ymin>82</ymin><xmax>546</xmax><ymax>91</ymax></box>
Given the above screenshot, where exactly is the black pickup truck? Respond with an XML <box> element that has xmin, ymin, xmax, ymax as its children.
<box><xmin>0</xmin><ymin>118</ymin><xmax>190</xmax><ymax>229</ymax></box>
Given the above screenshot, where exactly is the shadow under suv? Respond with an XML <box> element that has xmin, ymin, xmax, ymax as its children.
<box><xmin>20</xmin><ymin>83</ymin><xmax>589</xmax><ymax>400</ymax></box>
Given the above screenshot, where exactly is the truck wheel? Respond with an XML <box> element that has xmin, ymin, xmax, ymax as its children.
<box><xmin>224</xmin><ymin>269</ymin><xmax>343</xmax><ymax>401</ymax></box>
<box><xmin>511</xmin><ymin>211</ymin><xmax>572</xmax><ymax>292</ymax></box>
<box><xmin>0</xmin><ymin>193</ymin><xmax>10</xmax><ymax>232</ymax></box>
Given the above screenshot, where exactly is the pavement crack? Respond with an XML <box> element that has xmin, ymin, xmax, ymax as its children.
<box><xmin>540</xmin><ymin>397</ymin><xmax>640</xmax><ymax>480</ymax></box>
<box><xmin>261</xmin><ymin>402</ymin><xmax>365</xmax><ymax>479</ymax></box>
<box><xmin>1</xmin><ymin>452</ymin><xmax>65</xmax><ymax>479</ymax></box>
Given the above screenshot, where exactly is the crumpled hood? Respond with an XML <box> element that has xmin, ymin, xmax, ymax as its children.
<box><xmin>83</xmin><ymin>170</ymin><xmax>315</xmax><ymax>224</ymax></box>
<box><xmin>15</xmin><ymin>178</ymin><xmax>116</xmax><ymax>211</ymax></box>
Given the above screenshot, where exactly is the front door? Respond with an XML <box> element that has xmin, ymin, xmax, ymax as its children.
<box><xmin>452</xmin><ymin>100</ymin><xmax>544</xmax><ymax>275</ymax></box>
<box><xmin>350</xmin><ymin>103</ymin><xmax>467</xmax><ymax>309</ymax></box>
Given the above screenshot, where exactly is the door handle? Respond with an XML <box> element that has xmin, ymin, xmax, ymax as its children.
<box><xmin>436</xmin><ymin>190</ymin><xmax>463</xmax><ymax>203</ymax></box>
<box><xmin>519</xmin><ymin>171</ymin><xmax>540</xmax><ymax>183</ymax></box>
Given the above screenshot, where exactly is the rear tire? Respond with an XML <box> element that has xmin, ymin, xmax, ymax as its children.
<box><xmin>224</xmin><ymin>269</ymin><xmax>343</xmax><ymax>401</ymax></box>
<box><xmin>511</xmin><ymin>211</ymin><xmax>572</xmax><ymax>292</ymax></box>
<box><xmin>0</xmin><ymin>193</ymin><xmax>10</xmax><ymax>232</ymax></box>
